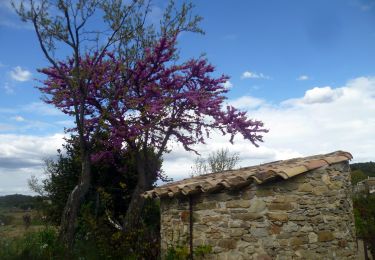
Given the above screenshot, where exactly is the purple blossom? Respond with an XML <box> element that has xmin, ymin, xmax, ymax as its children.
<box><xmin>38</xmin><ymin>34</ymin><xmax>268</xmax><ymax>170</ymax></box>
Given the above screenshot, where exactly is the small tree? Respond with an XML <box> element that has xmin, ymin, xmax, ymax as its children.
<box><xmin>190</xmin><ymin>148</ymin><xmax>239</xmax><ymax>177</ymax></box>
<box><xmin>208</xmin><ymin>148</ymin><xmax>239</xmax><ymax>173</ymax></box>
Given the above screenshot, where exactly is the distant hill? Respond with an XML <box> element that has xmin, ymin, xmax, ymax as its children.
<box><xmin>0</xmin><ymin>194</ymin><xmax>38</xmax><ymax>210</ymax></box>
<box><xmin>351</xmin><ymin>162</ymin><xmax>375</xmax><ymax>177</ymax></box>
<box><xmin>350</xmin><ymin>162</ymin><xmax>375</xmax><ymax>185</ymax></box>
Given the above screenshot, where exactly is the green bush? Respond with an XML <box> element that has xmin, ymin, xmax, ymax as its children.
<box><xmin>165</xmin><ymin>245</ymin><xmax>190</xmax><ymax>260</ymax></box>
<box><xmin>194</xmin><ymin>244</ymin><xmax>212</xmax><ymax>258</ymax></box>
<box><xmin>165</xmin><ymin>244</ymin><xmax>213</xmax><ymax>260</ymax></box>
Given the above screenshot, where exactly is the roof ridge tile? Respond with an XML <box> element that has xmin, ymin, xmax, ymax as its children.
<box><xmin>144</xmin><ymin>150</ymin><xmax>352</xmax><ymax>198</ymax></box>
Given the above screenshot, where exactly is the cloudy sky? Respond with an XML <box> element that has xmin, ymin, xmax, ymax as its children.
<box><xmin>1</xmin><ymin>0</ymin><xmax>375</xmax><ymax>195</ymax></box>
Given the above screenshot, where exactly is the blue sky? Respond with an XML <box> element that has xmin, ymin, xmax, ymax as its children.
<box><xmin>1</xmin><ymin>0</ymin><xmax>375</xmax><ymax>195</ymax></box>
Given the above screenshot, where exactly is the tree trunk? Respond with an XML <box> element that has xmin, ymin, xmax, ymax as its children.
<box><xmin>59</xmin><ymin>152</ymin><xmax>92</xmax><ymax>250</ymax></box>
<box><xmin>122</xmin><ymin>152</ymin><xmax>147</xmax><ymax>231</ymax></box>
<box><xmin>364</xmin><ymin>240</ymin><xmax>369</xmax><ymax>260</ymax></box>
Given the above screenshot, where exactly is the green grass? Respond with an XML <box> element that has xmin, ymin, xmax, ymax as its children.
<box><xmin>0</xmin><ymin>207</ymin><xmax>63</xmax><ymax>260</ymax></box>
<box><xmin>0</xmin><ymin>226</ymin><xmax>64</xmax><ymax>260</ymax></box>
<box><xmin>0</xmin><ymin>208</ymin><xmax>46</xmax><ymax>238</ymax></box>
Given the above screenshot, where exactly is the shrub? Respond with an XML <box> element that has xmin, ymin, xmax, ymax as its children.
<box><xmin>164</xmin><ymin>244</ymin><xmax>213</xmax><ymax>260</ymax></box>
<box><xmin>194</xmin><ymin>244</ymin><xmax>212</xmax><ymax>258</ymax></box>
<box><xmin>165</xmin><ymin>245</ymin><xmax>190</xmax><ymax>260</ymax></box>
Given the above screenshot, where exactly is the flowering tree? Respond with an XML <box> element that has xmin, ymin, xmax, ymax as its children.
<box><xmin>40</xmin><ymin>35</ymin><xmax>268</xmax><ymax>231</ymax></box>
<box><xmin>14</xmin><ymin>0</ymin><xmax>203</xmax><ymax>248</ymax></box>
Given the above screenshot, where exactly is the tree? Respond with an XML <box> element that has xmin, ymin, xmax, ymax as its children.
<box><xmin>351</xmin><ymin>169</ymin><xmax>368</xmax><ymax>186</ymax></box>
<box><xmin>29</xmin><ymin>136</ymin><xmax>162</xmax><ymax>258</ymax></box>
<box><xmin>190</xmin><ymin>148</ymin><xmax>240</xmax><ymax>177</ymax></box>
<box><xmin>40</xmin><ymin>34</ymin><xmax>268</xmax><ymax>233</ymax></box>
<box><xmin>14</xmin><ymin>0</ymin><xmax>203</xmax><ymax>248</ymax></box>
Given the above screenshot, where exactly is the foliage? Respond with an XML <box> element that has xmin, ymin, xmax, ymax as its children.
<box><xmin>194</xmin><ymin>244</ymin><xmax>213</xmax><ymax>258</ymax></box>
<box><xmin>34</xmin><ymin>142</ymin><xmax>80</xmax><ymax>224</ymax></box>
<box><xmin>39</xmin><ymin>36</ymin><xmax>267</xmax><ymax>159</ymax></box>
<box><xmin>165</xmin><ymin>245</ymin><xmax>190</xmax><ymax>260</ymax></box>
<box><xmin>191</xmin><ymin>148</ymin><xmax>240</xmax><ymax>176</ymax></box>
<box><xmin>351</xmin><ymin>169</ymin><xmax>368</xmax><ymax>185</ymax></box>
<box><xmin>73</xmin><ymin>198</ymin><xmax>160</xmax><ymax>259</ymax></box>
<box><xmin>0</xmin><ymin>227</ymin><xmax>64</xmax><ymax>260</ymax></box>
<box><xmin>29</xmin><ymin>137</ymin><xmax>161</xmax><ymax>258</ymax></box>
<box><xmin>0</xmin><ymin>200</ymin><xmax>158</xmax><ymax>259</ymax></box>
<box><xmin>165</xmin><ymin>244</ymin><xmax>212</xmax><ymax>260</ymax></box>
<box><xmin>0</xmin><ymin>212</ymin><xmax>160</xmax><ymax>259</ymax></box>
<box><xmin>351</xmin><ymin>162</ymin><xmax>375</xmax><ymax>177</ymax></box>
<box><xmin>353</xmin><ymin>194</ymin><xmax>375</xmax><ymax>258</ymax></box>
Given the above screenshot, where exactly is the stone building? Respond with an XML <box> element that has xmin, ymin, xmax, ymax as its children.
<box><xmin>354</xmin><ymin>176</ymin><xmax>375</xmax><ymax>194</ymax></box>
<box><xmin>144</xmin><ymin>151</ymin><xmax>357</xmax><ymax>259</ymax></box>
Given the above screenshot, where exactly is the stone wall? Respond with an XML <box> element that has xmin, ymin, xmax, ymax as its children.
<box><xmin>160</xmin><ymin>162</ymin><xmax>357</xmax><ymax>259</ymax></box>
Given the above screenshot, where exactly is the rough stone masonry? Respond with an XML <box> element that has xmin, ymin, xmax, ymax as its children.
<box><xmin>146</xmin><ymin>151</ymin><xmax>357</xmax><ymax>259</ymax></box>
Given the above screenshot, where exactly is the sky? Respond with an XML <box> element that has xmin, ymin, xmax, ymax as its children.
<box><xmin>1</xmin><ymin>0</ymin><xmax>375</xmax><ymax>195</ymax></box>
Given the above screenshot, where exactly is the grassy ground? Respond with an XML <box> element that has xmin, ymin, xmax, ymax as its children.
<box><xmin>0</xmin><ymin>225</ymin><xmax>45</xmax><ymax>238</ymax></box>
<box><xmin>0</xmin><ymin>208</ymin><xmax>46</xmax><ymax>238</ymax></box>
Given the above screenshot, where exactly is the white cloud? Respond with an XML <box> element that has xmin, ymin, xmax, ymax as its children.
<box><xmin>0</xmin><ymin>133</ymin><xmax>65</xmax><ymax>194</ymax></box>
<box><xmin>297</xmin><ymin>75</ymin><xmax>309</xmax><ymax>81</ymax></box>
<box><xmin>223</xmin><ymin>80</ymin><xmax>233</xmax><ymax>89</ymax></box>
<box><xmin>0</xmin><ymin>133</ymin><xmax>64</xmax><ymax>168</ymax></box>
<box><xmin>162</xmin><ymin>76</ymin><xmax>375</xmax><ymax>182</ymax></box>
<box><xmin>10</xmin><ymin>66</ymin><xmax>32</xmax><ymax>82</ymax></box>
<box><xmin>241</xmin><ymin>70</ymin><xmax>269</xmax><ymax>79</ymax></box>
<box><xmin>3</xmin><ymin>82</ymin><xmax>14</xmax><ymax>94</ymax></box>
<box><xmin>12</xmin><ymin>115</ymin><xmax>25</xmax><ymax>122</ymax></box>
<box><xmin>284</xmin><ymin>86</ymin><xmax>343</xmax><ymax>105</ymax></box>
<box><xmin>228</xmin><ymin>95</ymin><xmax>265</xmax><ymax>110</ymax></box>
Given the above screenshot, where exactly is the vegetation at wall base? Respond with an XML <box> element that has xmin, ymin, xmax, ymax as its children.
<box><xmin>353</xmin><ymin>194</ymin><xmax>375</xmax><ymax>259</ymax></box>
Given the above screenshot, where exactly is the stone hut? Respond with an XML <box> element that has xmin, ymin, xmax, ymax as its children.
<box><xmin>354</xmin><ymin>176</ymin><xmax>375</xmax><ymax>195</ymax></box>
<box><xmin>144</xmin><ymin>151</ymin><xmax>357</xmax><ymax>259</ymax></box>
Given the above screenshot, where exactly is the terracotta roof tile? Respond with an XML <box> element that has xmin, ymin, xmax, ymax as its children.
<box><xmin>304</xmin><ymin>159</ymin><xmax>327</xmax><ymax>170</ymax></box>
<box><xmin>144</xmin><ymin>150</ymin><xmax>352</xmax><ymax>198</ymax></box>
